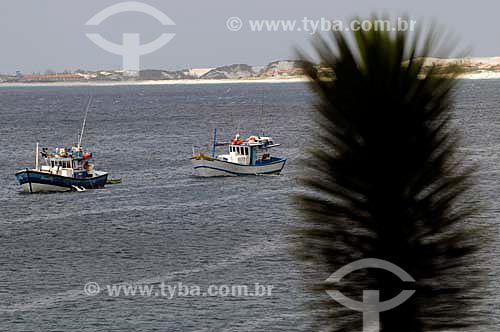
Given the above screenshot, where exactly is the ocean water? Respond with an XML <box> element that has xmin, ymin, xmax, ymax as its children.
<box><xmin>0</xmin><ymin>81</ymin><xmax>498</xmax><ymax>331</ymax></box>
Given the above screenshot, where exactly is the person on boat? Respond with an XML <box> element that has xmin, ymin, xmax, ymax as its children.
<box><xmin>231</xmin><ymin>134</ymin><xmax>244</xmax><ymax>145</ymax></box>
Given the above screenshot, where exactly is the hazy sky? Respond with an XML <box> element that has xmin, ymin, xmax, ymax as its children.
<box><xmin>0</xmin><ymin>0</ymin><xmax>499</xmax><ymax>73</ymax></box>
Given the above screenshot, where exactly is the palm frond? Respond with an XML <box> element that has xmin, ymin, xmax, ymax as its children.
<box><xmin>295</xmin><ymin>17</ymin><xmax>486</xmax><ymax>332</ymax></box>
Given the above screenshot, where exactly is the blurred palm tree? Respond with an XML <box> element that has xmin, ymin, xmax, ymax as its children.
<box><xmin>295</xmin><ymin>17</ymin><xmax>486</xmax><ymax>332</ymax></box>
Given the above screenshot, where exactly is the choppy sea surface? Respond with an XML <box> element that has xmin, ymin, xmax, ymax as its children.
<box><xmin>0</xmin><ymin>81</ymin><xmax>498</xmax><ymax>331</ymax></box>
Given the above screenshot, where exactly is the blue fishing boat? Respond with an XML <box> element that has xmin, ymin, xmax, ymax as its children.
<box><xmin>191</xmin><ymin>129</ymin><xmax>286</xmax><ymax>177</ymax></box>
<box><xmin>15</xmin><ymin>145</ymin><xmax>108</xmax><ymax>193</ymax></box>
<box><xmin>15</xmin><ymin>98</ymin><xmax>109</xmax><ymax>193</ymax></box>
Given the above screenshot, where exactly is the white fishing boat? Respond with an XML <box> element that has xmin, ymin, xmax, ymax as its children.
<box><xmin>191</xmin><ymin>129</ymin><xmax>286</xmax><ymax>177</ymax></box>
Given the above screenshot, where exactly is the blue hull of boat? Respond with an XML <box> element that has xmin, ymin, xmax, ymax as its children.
<box><xmin>15</xmin><ymin>170</ymin><xmax>108</xmax><ymax>191</ymax></box>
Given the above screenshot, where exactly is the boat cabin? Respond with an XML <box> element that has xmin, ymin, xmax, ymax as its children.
<box><xmin>218</xmin><ymin>135</ymin><xmax>280</xmax><ymax>166</ymax></box>
<box><xmin>40</xmin><ymin>146</ymin><xmax>94</xmax><ymax>178</ymax></box>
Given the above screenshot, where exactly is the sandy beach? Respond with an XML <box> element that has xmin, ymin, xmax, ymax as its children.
<box><xmin>458</xmin><ymin>72</ymin><xmax>500</xmax><ymax>79</ymax></box>
<box><xmin>2</xmin><ymin>72</ymin><xmax>500</xmax><ymax>88</ymax></box>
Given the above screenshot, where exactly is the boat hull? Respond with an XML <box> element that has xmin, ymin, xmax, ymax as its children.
<box><xmin>15</xmin><ymin>169</ymin><xmax>108</xmax><ymax>193</ymax></box>
<box><xmin>192</xmin><ymin>158</ymin><xmax>286</xmax><ymax>177</ymax></box>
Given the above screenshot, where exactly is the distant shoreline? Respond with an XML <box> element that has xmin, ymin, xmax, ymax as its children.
<box><xmin>0</xmin><ymin>77</ymin><xmax>308</xmax><ymax>88</ymax></box>
<box><xmin>458</xmin><ymin>72</ymin><xmax>500</xmax><ymax>79</ymax></box>
<box><xmin>5</xmin><ymin>56</ymin><xmax>500</xmax><ymax>87</ymax></box>
<box><xmin>1</xmin><ymin>72</ymin><xmax>500</xmax><ymax>88</ymax></box>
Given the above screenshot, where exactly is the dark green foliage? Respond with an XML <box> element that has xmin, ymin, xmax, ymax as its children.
<box><xmin>295</xmin><ymin>17</ymin><xmax>486</xmax><ymax>332</ymax></box>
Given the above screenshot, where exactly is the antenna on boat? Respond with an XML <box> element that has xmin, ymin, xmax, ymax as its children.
<box><xmin>259</xmin><ymin>104</ymin><xmax>264</xmax><ymax>137</ymax></box>
<box><xmin>258</xmin><ymin>86</ymin><xmax>266</xmax><ymax>138</ymax></box>
<box><xmin>78</xmin><ymin>96</ymin><xmax>93</xmax><ymax>149</ymax></box>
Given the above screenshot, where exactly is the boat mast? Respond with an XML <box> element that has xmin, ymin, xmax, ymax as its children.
<box><xmin>259</xmin><ymin>104</ymin><xmax>264</xmax><ymax>137</ymax></box>
<box><xmin>212</xmin><ymin>128</ymin><xmax>217</xmax><ymax>158</ymax></box>
<box><xmin>78</xmin><ymin>97</ymin><xmax>93</xmax><ymax>149</ymax></box>
<box><xmin>35</xmin><ymin>142</ymin><xmax>39</xmax><ymax>170</ymax></box>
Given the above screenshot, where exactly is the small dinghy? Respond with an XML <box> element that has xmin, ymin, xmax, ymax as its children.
<box><xmin>107</xmin><ymin>178</ymin><xmax>122</xmax><ymax>185</ymax></box>
<box><xmin>191</xmin><ymin>129</ymin><xmax>286</xmax><ymax>177</ymax></box>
